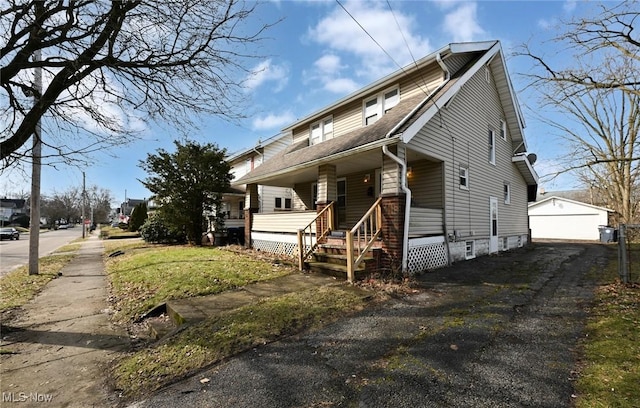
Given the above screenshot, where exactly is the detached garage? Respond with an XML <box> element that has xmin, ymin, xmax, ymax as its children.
<box><xmin>528</xmin><ymin>196</ymin><xmax>613</xmax><ymax>241</ymax></box>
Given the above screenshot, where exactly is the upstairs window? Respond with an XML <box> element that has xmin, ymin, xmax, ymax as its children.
<box><xmin>310</xmin><ymin>116</ymin><xmax>333</xmax><ymax>145</ymax></box>
<box><xmin>363</xmin><ymin>86</ymin><xmax>400</xmax><ymax>126</ymax></box>
<box><xmin>500</xmin><ymin>120</ymin><xmax>507</xmax><ymax>140</ymax></box>
<box><xmin>459</xmin><ymin>166</ymin><xmax>469</xmax><ymax>190</ymax></box>
<box><xmin>504</xmin><ymin>183</ymin><xmax>511</xmax><ymax>204</ymax></box>
<box><xmin>488</xmin><ymin>129</ymin><xmax>496</xmax><ymax>165</ymax></box>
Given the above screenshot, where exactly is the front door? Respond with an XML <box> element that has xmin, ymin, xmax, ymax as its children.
<box><xmin>337</xmin><ymin>179</ymin><xmax>347</xmax><ymax>228</ymax></box>
<box><xmin>489</xmin><ymin>196</ymin><xmax>498</xmax><ymax>253</ymax></box>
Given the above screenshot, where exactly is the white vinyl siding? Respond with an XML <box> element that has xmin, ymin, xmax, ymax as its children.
<box><xmin>406</xmin><ymin>64</ymin><xmax>530</xmax><ymax>240</ymax></box>
<box><xmin>407</xmin><ymin>160</ymin><xmax>444</xmax><ymax>208</ymax></box>
<box><xmin>252</xmin><ymin>211</ymin><xmax>317</xmax><ymax>233</ymax></box>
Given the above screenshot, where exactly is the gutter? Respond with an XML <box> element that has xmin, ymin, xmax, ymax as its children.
<box><xmin>382</xmin><ymin>52</ymin><xmax>451</xmax><ymax>273</ymax></box>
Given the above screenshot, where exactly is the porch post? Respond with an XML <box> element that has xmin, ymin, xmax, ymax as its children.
<box><xmin>380</xmin><ymin>147</ymin><xmax>407</xmax><ymax>273</ymax></box>
<box><xmin>380</xmin><ymin>194</ymin><xmax>406</xmax><ymax>273</ymax></box>
<box><xmin>244</xmin><ymin>183</ymin><xmax>259</xmax><ymax>248</ymax></box>
<box><xmin>316</xmin><ymin>164</ymin><xmax>337</xmax><ymax>233</ymax></box>
<box><xmin>317</xmin><ymin>164</ymin><xmax>337</xmax><ymax>205</ymax></box>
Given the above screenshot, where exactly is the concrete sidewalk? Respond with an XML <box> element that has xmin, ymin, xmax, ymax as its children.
<box><xmin>0</xmin><ymin>233</ymin><xmax>367</xmax><ymax>407</ymax></box>
<box><xmin>0</xmin><ymin>233</ymin><xmax>129</xmax><ymax>408</ymax></box>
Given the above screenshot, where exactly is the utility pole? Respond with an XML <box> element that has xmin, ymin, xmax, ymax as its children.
<box><xmin>82</xmin><ymin>172</ymin><xmax>86</xmax><ymax>238</ymax></box>
<box><xmin>28</xmin><ymin>47</ymin><xmax>42</xmax><ymax>275</ymax></box>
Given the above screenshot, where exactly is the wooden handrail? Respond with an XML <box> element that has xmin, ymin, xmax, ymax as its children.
<box><xmin>297</xmin><ymin>202</ymin><xmax>334</xmax><ymax>270</ymax></box>
<box><xmin>346</xmin><ymin>197</ymin><xmax>383</xmax><ymax>282</ymax></box>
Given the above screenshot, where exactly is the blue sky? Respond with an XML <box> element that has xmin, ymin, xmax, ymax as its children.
<box><xmin>3</xmin><ymin>0</ymin><xmax>598</xmax><ymax>204</ymax></box>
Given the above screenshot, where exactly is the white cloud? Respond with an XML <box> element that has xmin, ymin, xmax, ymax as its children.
<box><xmin>251</xmin><ymin>111</ymin><xmax>296</xmax><ymax>131</ymax></box>
<box><xmin>308</xmin><ymin>1</ymin><xmax>432</xmax><ymax>79</ymax></box>
<box><xmin>324</xmin><ymin>78</ymin><xmax>360</xmax><ymax>94</ymax></box>
<box><xmin>442</xmin><ymin>3</ymin><xmax>485</xmax><ymax>43</ymax></box>
<box><xmin>563</xmin><ymin>0</ymin><xmax>577</xmax><ymax>13</ymax></box>
<box><xmin>537</xmin><ymin>17</ymin><xmax>557</xmax><ymax>30</ymax></box>
<box><xmin>314</xmin><ymin>54</ymin><xmax>344</xmax><ymax>74</ymax></box>
<box><xmin>303</xmin><ymin>53</ymin><xmax>360</xmax><ymax>95</ymax></box>
<box><xmin>244</xmin><ymin>59</ymin><xmax>289</xmax><ymax>92</ymax></box>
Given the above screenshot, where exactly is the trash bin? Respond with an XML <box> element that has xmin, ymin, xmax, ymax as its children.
<box><xmin>227</xmin><ymin>227</ymin><xmax>245</xmax><ymax>245</ymax></box>
<box><xmin>598</xmin><ymin>225</ymin><xmax>616</xmax><ymax>243</ymax></box>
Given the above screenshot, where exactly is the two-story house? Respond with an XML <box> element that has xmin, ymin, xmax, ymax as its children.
<box><xmin>215</xmin><ymin>133</ymin><xmax>291</xmax><ymax>243</ymax></box>
<box><xmin>234</xmin><ymin>41</ymin><xmax>538</xmax><ymax>281</ymax></box>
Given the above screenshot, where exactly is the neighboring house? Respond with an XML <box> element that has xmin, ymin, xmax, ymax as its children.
<box><xmin>234</xmin><ymin>41</ymin><xmax>539</xmax><ymax>280</ymax></box>
<box><xmin>212</xmin><ymin>133</ymin><xmax>291</xmax><ymax>233</ymax></box>
<box><xmin>0</xmin><ymin>198</ymin><xmax>28</xmax><ymax>224</ymax></box>
<box><xmin>117</xmin><ymin>198</ymin><xmax>147</xmax><ymax>223</ymax></box>
<box><xmin>529</xmin><ymin>196</ymin><xmax>613</xmax><ymax>241</ymax></box>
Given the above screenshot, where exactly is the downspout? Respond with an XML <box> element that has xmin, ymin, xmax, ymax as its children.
<box><xmin>382</xmin><ymin>52</ymin><xmax>451</xmax><ymax>273</ymax></box>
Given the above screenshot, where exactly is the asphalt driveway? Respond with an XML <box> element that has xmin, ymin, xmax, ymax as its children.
<box><xmin>129</xmin><ymin>242</ymin><xmax>609</xmax><ymax>408</ymax></box>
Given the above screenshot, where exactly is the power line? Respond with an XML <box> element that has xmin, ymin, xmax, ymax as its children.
<box><xmin>335</xmin><ymin>0</ymin><xmax>403</xmax><ymax>72</ymax></box>
<box><xmin>336</xmin><ymin>0</ymin><xmax>433</xmax><ymax>98</ymax></box>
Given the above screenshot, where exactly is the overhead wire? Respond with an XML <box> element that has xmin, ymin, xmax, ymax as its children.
<box><xmin>335</xmin><ymin>0</ymin><xmax>434</xmax><ymax>98</ymax></box>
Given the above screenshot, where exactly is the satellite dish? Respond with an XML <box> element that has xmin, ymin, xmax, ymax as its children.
<box><xmin>527</xmin><ymin>153</ymin><xmax>537</xmax><ymax>165</ymax></box>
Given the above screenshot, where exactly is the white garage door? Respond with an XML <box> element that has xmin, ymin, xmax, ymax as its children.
<box><xmin>530</xmin><ymin>214</ymin><xmax>601</xmax><ymax>240</ymax></box>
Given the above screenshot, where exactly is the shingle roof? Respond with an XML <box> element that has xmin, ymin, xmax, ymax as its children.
<box><xmin>233</xmin><ymin>48</ymin><xmax>483</xmax><ymax>186</ymax></box>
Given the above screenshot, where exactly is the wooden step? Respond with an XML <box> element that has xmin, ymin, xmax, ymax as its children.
<box><xmin>306</xmin><ymin>261</ymin><xmax>368</xmax><ymax>280</ymax></box>
<box><xmin>312</xmin><ymin>252</ymin><xmax>374</xmax><ymax>266</ymax></box>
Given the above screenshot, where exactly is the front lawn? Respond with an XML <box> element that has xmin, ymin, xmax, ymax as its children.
<box><xmin>105</xmin><ymin>244</ymin><xmax>296</xmax><ymax>323</ymax></box>
<box><xmin>112</xmin><ymin>286</ymin><xmax>369</xmax><ymax>396</ymax></box>
<box><xmin>576</xmin><ymin>244</ymin><xmax>640</xmax><ymax>407</ymax></box>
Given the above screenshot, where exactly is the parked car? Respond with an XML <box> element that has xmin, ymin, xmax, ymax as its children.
<box><xmin>57</xmin><ymin>224</ymin><xmax>69</xmax><ymax>229</ymax></box>
<box><xmin>0</xmin><ymin>227</ymin><xmax>19</xmax><ymax>240</ymax></box>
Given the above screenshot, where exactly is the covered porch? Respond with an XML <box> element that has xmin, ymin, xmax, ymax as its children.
<box><xmin>239</xmin><ymin>143</ymin><xmax>450</xmax><ymax>280</ymax></box>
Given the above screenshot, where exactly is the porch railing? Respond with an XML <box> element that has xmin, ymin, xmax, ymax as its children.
<box><xmin>346</xmin><ymin>197</ymin><xmax>383</xmax><ymax>282</ymax></box>
<box><xmin>297</xmin><ymin>202</ymin><xmax>335</xmax><ymax>270</ymax></box>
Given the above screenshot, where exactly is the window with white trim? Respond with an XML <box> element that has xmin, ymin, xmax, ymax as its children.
<box><xmin>504</xmin><ymin>183</ymin><xmax>511</xmax><ymax>204</ymax></box>
<box><xmin>310</xmin><ymin>116</ymin><xmax>333</xmax><ymax>145</ymax></box>
<box><xmin>465</xmin><ymin>241</ymin><xmax>475</xmax><ymax>259</ymax></box>
<box><xmin>363</xmin><ymin>86</ymin><xmax>400</xmax><ymax>126</ymax></box>
<box><xmin>500</xmin><ymin>120</ymin><xmax>507</xmax><ymax>140</ymax></box>
<box><xmin>459</xmin><ymin>166</ymin><xmax>469</xmax><ymax>190</ymax></box>
<box><xmin>274</xmin><ymin>197</ymin><xmax>292</xmax><ymax>210</ymax></box>
<box><xmin>488</xmin><ymin>129</ymin><xmax>496</xmax><ymax>165</ymax></box>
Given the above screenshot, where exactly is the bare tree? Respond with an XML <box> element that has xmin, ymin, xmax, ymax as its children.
<box><xmin>518</xmin><ymin>1</ymin><xmax>640</xmax><ymax>224</ymax></box>
<box><xmin>1</xmin><ymin>0</ymin><xmax>274</xmax><ymax>166</ymax></box>
<box><xmin>520</xmin><ymin>1</ymin><xmax>639</xmax><ymax>97</ymax></box>
<box><xmin>85</xmin><ymin>184</ymin><xmax>113</xmax><ymax>224</ymax></box>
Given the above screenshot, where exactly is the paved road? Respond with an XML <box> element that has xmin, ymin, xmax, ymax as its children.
<box><xmin>130</xmin><ymin>242</ymin><xmax>609</xmax><ymax>408</ymax></box>
<box><xmin>0</xmin><ymin>227</ymin><xmax>83</xmax><ymax>276</ymax></box>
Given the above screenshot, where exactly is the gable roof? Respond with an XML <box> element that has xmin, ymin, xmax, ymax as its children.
<box><xmin>528</xmin><ymin>195</ymin><xmax>613</xmax><ymax>213</ymax></box>
<box><xmin>225</xmin><ymin>132</ymin><xmax>290</xmax><ymax>164</ymax></box>
<box><xmin>397</xmin><ymin>41</ymin><xmax>526</xmax><ymax>154</ymax></box>
<box><xmin>235</xmin><ymin>41</ymin><xmax>535</xmax><ymax>187</ymax></box>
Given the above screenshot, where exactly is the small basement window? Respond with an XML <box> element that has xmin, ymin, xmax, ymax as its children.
<box><xmin>465</xmin><ymin>241</ymin><xmax>475</xmax><ymax>259</ymax></box>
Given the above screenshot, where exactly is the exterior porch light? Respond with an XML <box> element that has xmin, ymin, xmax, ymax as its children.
<box><xmin>363</xmin><ymin>173</ymin><xmax>371</xmax><ymax>183</ymax></box>
<box><xmin>406</xmin><ymin>167</ymin><xmax>413</xmax><ymax>178</ymax></box>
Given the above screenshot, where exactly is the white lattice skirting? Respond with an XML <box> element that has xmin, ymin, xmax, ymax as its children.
<box><xmin>250</xmin><ymin>231</ymin><xmax>313</xmax><ymax>258</ymax></box>
<box><xmin>408</xmin><ymin>236</ymin><xmax>449</xmax><ymax>273</ymax></box>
